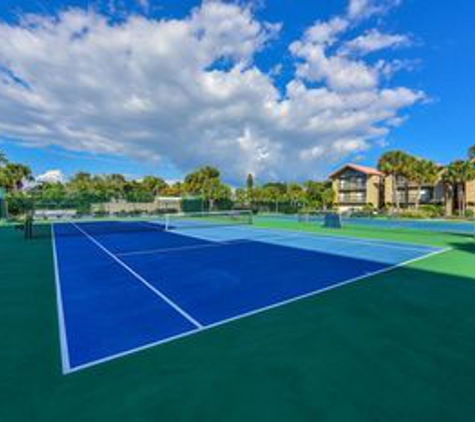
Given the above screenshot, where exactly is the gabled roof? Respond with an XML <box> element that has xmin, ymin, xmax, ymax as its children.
<box><xmin>329</xmin><ymin>163</ymin><xmax>384</xmax><ymax>179</ymax></box>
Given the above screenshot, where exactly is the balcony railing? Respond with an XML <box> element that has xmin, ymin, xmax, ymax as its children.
<box><xmin>338</xmin><ymin>195</ymin><xmax>367</xmax><ymax>204</ymax></box>
<box><xmin>338</xmin><ymin>182</ymin><xmax>366</xmax><ymax>191</ymax></box>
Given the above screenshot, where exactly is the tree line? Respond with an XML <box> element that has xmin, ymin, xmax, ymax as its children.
<box><xmin>0</xmin><ymin>152</ymin><xmax>334</xmax><ymax>215</ymax></box>
<box><xmin>1</xmin><ymin>146</ymin><xmax>474</xmax><ymax>217</ymax></box>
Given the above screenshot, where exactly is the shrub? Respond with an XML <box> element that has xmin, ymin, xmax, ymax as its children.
<box><xmin>419</xmin><ymin>204</ymin><xmax>444</xmax><ymax>218</ymax></box>
<box><xmin>464</xmin><ymin>209</ymin><xmax>474</xmax><ymax>219</ymax></box>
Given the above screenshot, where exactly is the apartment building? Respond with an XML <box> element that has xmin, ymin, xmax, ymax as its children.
<box><xmin>331</xmin><ymin>163</ymin><xmax>475</xmax><ymax>213</ymax></box>
<box><xmin>329</xmin><ymin>164</ymin><xmax>384</xmax><ymax>211</ymax></box>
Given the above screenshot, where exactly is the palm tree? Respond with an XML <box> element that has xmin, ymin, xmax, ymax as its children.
<box><xmin>246</xmin><ymin>173</ymin><xmax>254</xmax><ymax>206</ymax></box>
<box><xmin>0</xmin><ymin>149</ymin><xmax>7</xmax><ymax>166</ymax></box>
<box><xmin>263</xmin><ymin>184</ymin><xmax>284</xmax><ymax>213</ymax></box>
<box><xmin>408</xmin><ymin>159</ymin><xmax>440</xmax><ymax>209</ymax></box>
<box><xmin>0</xmin><ymin>163</ymin><xmax>32</xmax><ymax>192</ymax></box>
<box><xmin>378</xmin><ymin>151</ymin><xmax>410</xmax><ymax>212</ymax></box>
<box><xmin>287</xmin><ymin>183</ymin><xmax>305</xmax><ymax>209</ymax></box>
<box><xmin>321</xmin><ymin>187</ymin><xmax>335</xmax><ymax>210</ymax></box>
<box><xmin>401</xmin><ymin>154</ymin><xmax>417</xmax><ymax>207</ymax></box>
<box><xmin>468</xmin><ymin>146</ymin><xmax>475</xmax><ymax>209</ymax></box>
<box><xmin>468</xmin><ymin>145</ymin><xmax>475</xmax><ymax>161</ymax></box>
<box><xmin>443</xmin><ymin>160</ymin><xmax>475</xmax><ymax>216</ymax></box>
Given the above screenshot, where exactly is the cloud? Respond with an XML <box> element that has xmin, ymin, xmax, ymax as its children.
<box><xmin>36</xmin><ymin>169</ymin><xmax>65</xmax><ymax>183</ymax></box>
<box><xmin>0</xmin><ymin>1</ymin><xmax>423</xmax><ymax>182</ymax></box>
<box><xmin>137</xmin><ymin>0</ymin><xmax>149</xmax><ymax>10</ymax></box>
<box><xmin>341</xmin><ymin>29</ymin><xmax>411</xmax><ymax>55</ymax></box>
<box><xmin>290</xmin><ymin>34</ymin><xmax>380</xmax><ymax>91</ymax></box>
<box><xmin>347</xmin><ymin>0</ymin><xmax>402</xmax><ymax>21</ymax></box>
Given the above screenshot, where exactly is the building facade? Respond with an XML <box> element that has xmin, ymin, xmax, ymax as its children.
<box><xmin>466</xmin><ymin>180</ymin><xmax>475</xmax><ymax>212</ymax></box>
<box><xmin>329</xmin><ymin>164</ymin><xmax>384</xmax><ymax>212</ymax></box>
<box><xmin>330</xmin><ymin>163</ymin><xmax>475</xmax><ymax>213</ymax></box>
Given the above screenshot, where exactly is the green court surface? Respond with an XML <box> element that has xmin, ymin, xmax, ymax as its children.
<box><xmin>1</xmin><ymin>220</ymin><xmax>475</xmax><ymax>422</ymax></box>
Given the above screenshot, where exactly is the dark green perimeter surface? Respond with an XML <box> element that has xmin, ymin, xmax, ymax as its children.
<box><xmin>1</xmin><ymin>220</ymin><xmax>475</xmax><ymax>422</ymax></box>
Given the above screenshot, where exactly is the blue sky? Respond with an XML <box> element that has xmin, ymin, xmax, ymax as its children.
<box><xmin>0</xmin><ymin>0</ymin><xmax>473</xmax><ymax>184</ymax></box>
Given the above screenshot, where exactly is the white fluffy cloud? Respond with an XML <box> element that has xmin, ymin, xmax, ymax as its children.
<box><xmin>36</xmin><ymin>169</ymin><xmax>65</xmax><ymax>183</ymax></box>
<box><xmin>341</xmin><ymin>29</ymin><xmax>411</xmax><ymax>55</ymax></box>
<box><xmin>0</xmin><ymin>0</ymin><xmax>423</xmax><ymax>182</ymax></box>
<box><xmin>347</xmin><ymin>0</ymin><xmax>402</xmax><ymax>20</ymax></box>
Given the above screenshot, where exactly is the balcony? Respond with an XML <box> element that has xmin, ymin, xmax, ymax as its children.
<box><xmin>338</xmin><ymin>182</ymin><xmax>366</xmax><ymax>191</ymax></box>
<box><xmin>338</xmin><ymin>195</ymin><xmax>367</xmax><ymax>204</ymax></box>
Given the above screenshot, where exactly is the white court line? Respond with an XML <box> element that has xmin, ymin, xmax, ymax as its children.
<box><xmin>64</xmin><ymin>244</ymin><xmax>451</xmax><ymax>374</ymax></box>
<box><xmin>51</xmin><ymin>224</ymin><xmax>71</xmax><ymax>373</ymax></box>
<box><xmin>116</xmin><ymin>232</ymin><xmax>306</xmax><ymax>257</ymax></box>
<box><xmin>71</xmin><ymin>223</ymin><xmax>204</xmax><ymax>330</ymax></box>
<box><xmin>228</xmin><ymin>224</ymin><xmax>439</xmax><ymax>253</ymax></box>
<box><xmin>117</xmin><ymin>241</ymin><xmax>228</xmax><ymax>257</ymax></box>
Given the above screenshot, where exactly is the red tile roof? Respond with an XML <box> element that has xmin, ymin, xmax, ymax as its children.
<box><xmin>329</xmin><ymin>163</ymin><xmax>384</xmax><ymax>178</ymax></box>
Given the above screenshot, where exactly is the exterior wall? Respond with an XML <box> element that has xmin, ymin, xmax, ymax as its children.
<box><xmin>331</xmin><ymin>179</ymin><xmax>339</xmax><ymax>203</ymax></box>
<box><xmin>332</xmin><ymin>168</ymin><xmax>382</xmax><ymax>211</ymax></box>
<box><xmin>466</xmin><ymin>180</ymin><xmax>475</xmax><ymax>211</ymax></box>
<box><xmin>365</xmin><ymin>174</ymin><xmax>382</xmax><ymax>208</ymax></box>
<box><xmin>384</xmin><ymin>176</ymin><xmax>393</xmax><ymax>205</ymax></box>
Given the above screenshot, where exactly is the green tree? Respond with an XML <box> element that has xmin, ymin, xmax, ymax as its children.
<box><xmin>0</xmin><ymin>163</ymin><xmax>32</xmax><ymax>192</ymax></box>
<box><xmin>264</xmin><ymin>185</ymin><xmax>281</xmax><ymax>212</ymax></box>
<box><xmin>32</xmin><ymin>182</ymin><xmax>68</xmax><ymax>209</ymax></box>
<box><xmin>102</xmin><ymin>174</ymin><xmax>127</xmax><ymax>199</ymax></box>
<box><xmin>251</xmin><ymin>186</ymin><xmax>265</xmax><ymax>206</ymax></box>
<box><xmin>161</xmin><ymin>182</ymin><xmax>183</xmax><ymax>197</ymax></box>
<box><xmin>246</xmin><ymin>173</ymin><xmax>254</xmax><ymax>206</ymax></box>
<box><xmin>287</xmin><ymin>183</ymin><xmax>306</xmax><ymax>209</ymax></box>
<box><xmin>0</xmin><ymin>149</ymin><xmax>8</xmax><ymax>166</ymax></box>
<box><xmin>184</xmin><ymin>166</ymin><xmax>233</xmax><ymax>210</ymax></box>
<box><xmin>303</xmin><ymin>181</ymin><xmax>331</xmax><ymax>210</ymax></box>
<box><xmin>468</xmin><ymin>145</ymin><xmax>475</xmax><ymax>161</ymax></box>
<box><xmin>124</xmin><ymin>180</ymin><xmax>155</xmax><ymax>203</ymax></box>
<box><xmin>408</xmin><ymin>159</ymin><xmax>440</xmax><ymax>209</ymax></box>
<box><xmin>141</xmin><ymin>176</ymin><xmax>167</xmax><ymax>196</ymax></box>
<box><xmin>261</xmin><ymin>183</ymin><xmax>287</xmax><ymax>212</ymax></box>
<box><xmin>184</xmin><ymin>166</ymin><xmax>221</xmax><ymax>195</ymax></box>
<box><xmin>234</xmin><ymin>188</ymin><xmax>247</xmax><ymax>205</ymax></box>
<box><xmin>206</xmin><ymin>180</ymin><xmax>232</xmax><ymax>210</ymax></box>
<box><xmin>66</xmin><ymin>173</ymin><xmax>105</xmax><ymax>212</ymax></box>
<box><xmin>401</xmin><ymin>154</ymin><xmax>417</xmax><ymax>207</ymax></box>
<box><xmin>68</xmin><ymin>172</ymin><xmax>93</xmax><ymax>191</ymax></box>
<box><xmin>321</xmin><ymin>187</ymin><xmax>335</xmax><ymax>210</ymax></box>
<box><xmin>443</xmin><ymin>160</ymin><xmax>475</xmax><ymax>216</ymax></box>
<box><xmin>378</xmin><ymin>150</ymin><xmax>411</xmax><ymax>212</ymax></box>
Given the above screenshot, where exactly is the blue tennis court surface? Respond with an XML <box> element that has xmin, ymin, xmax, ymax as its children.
<box><xmin>52</xmin><ymin>221</ymin><xmax>445</xmax><ymax>373</ymax></box>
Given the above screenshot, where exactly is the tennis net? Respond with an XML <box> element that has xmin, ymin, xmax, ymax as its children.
<box><xmin>165</xmin><ymin>210</ymin><xmax>253</xmax><ymax>231</ymax></box>
<box><xmin>29</xmin><ymin>210</ymin><xmax>253</xmax><ymax>239</ymax></box>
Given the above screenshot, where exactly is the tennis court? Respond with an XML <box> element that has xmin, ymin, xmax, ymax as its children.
<box><xmin>52</xmin><ymin>217</ymin><xmax>445</xmax><ymax>373</ymax></box>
